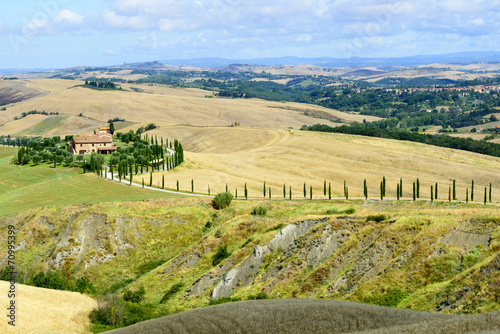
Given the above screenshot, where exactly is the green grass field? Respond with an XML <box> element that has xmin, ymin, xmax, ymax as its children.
<box><xmin>0</xmin><ymin>147</ymin><xmax>185</xmax><ymax>217</ymax></box>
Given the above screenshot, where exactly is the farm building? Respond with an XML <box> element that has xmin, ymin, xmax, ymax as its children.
<box><xmin>67</xmin><ymin>132</ymin><xmax>117</xmax><ymax>155</ymax></box>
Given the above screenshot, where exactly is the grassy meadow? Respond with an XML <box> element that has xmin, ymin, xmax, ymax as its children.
<box><xmin>0</xmin><ymin>147</ymin><xmax>184</xmax><ymax>217</ymax></box>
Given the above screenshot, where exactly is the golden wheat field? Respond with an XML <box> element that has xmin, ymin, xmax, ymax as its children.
<box><xmin>0</xmin><ymin>281</ymin><xmax>96</xmax><ymax>334</ymax></box>
<box><xmin>1</xmin><ymin>79</ymin><xmax>500</xmax><ymax>201</ymax></box>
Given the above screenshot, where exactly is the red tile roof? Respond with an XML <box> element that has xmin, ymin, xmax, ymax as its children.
<box><xmin>73</xmin><ymin>133</ymin><xmax>113</xmax><ymax>144</ymax></box>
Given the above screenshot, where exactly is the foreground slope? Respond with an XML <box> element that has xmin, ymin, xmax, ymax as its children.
<box><xmin>0</xmin><ymin>281</ymin><xmax>96</xmax><ymax>334</ymax></box>
<box><xmin>106</xmin><ymin>299</ymin><xmax>500</xmax><ymax>334</ymax></box>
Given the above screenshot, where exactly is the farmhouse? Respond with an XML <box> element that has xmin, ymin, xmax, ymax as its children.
<box><xmin>68</xmin><ymin>132</ymin><xmax>117</xmax><ymax>155</ymax></box>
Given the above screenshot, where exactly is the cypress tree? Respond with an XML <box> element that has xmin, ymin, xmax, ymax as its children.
<box><xmin>364</xmin><ymin>179</ymin><xmax>368</xmax><ymax>200</ymax></box>
<box><xmin>323</xmin><ymin>180</ymin><xmax>326</xmax><ymax>196</ymax></box>
<box><xmin>466</xmin><ymin>188</ymin><xmax>469</xmax><ymax>204</ymax></box>
<box><xmin>141</xmin><ymin>178</ymin><xmax>144</xmax><ymax>188</ymax></box>
<box><xmin>289</xmin><ymin>186</ymin><xmax>292</xmax><ymax>200</ymax></box>
<box><xmin>263</xmin><ymin>181</ymin><xmax>266</xmax><ymax>198</ymax></box>
<box><xmin>176</xmin><ymin>180</ymin><xmax>179</xmax><ymax>191</ymax></box>
<box><xmin>235</xmin><ymin>189</ymin><xmax>238</xmax><ymax>199</ymax></box>
<box><xmin>449</xmin><ymin>186</ymin><xmax>451</xmax><ymax>202</ymax></box>
<box><xmin>382</xmin><ymin>176</ymin><xmax>386</xmax><ymax>197</ymax></box>
<box><xmin>226</xmin><ymin>183</ymin><xmax>228</xmax><ymax>193</ymax></box>
<box><xmin>397</xmin><ymin>183</ymin><xmax>400</xmax><ymax>200</ymax></box>
<box><xmin>191</xmin><ymin>179</ymin><xmax>194</xmax><ymax>193</ymax></box>
<box><xmin>416</xmin><ymin>178</ymin><xmax>420</xmax><ymax>198</ymax></box>
<box><xmin>399</xmin><ymin>178</ymin><xmax>403</xmax><ymax>198</ymax></box>
<box><xmin>283</xmin><ymin>183</ymin><xmax>286</xmax><ymax>199</ymax></box>
<box><xmin>484</xmin><ymin>187</ymin><xmax>487</xmax><ymax>205</ymax></box>
<box><xmin>471</xmin><ymin>180</ymin><xmax>474</xmax><ymax>202</ymax></box>
<box><xmin>309</xmin><ymin>185</ymin><xmax>312</xmax><ymax>200</ymax></box>
<box><xmin>129</xmin><ymin>171</ymin><xmax>133</xmax><ymax>186</ymax></box>
<box><xmin>269</xmin><ymin>187</ymin><xmax>271</xmax><ymax>199</ymax></box>
<box><xmin>431</xmin><ymin>185</ymin><xmax>433</xmax><ymax>202</ymax></box>
<box><xmin>380</xmin><ymin>181</ymin><xmax>383</xmax><ymax>200</ymax></box>
<box><xmin>328</xmin><ymin>183</ymin><xmax>331</xmax><ymax>200</ymax></box>
<box><xmin>245</xmin><ymin>183</ymin><xmax>248</xmax><ymax>200</ymax></box>
<box><xmin>435</xmin><ymin>182</ymin><xmax>438</xmax><ymax>199</ymax></box>
<box><xmin>162</xmin><ymin>175</ymin><xmax>165</xmax><ymax>189</ymax></box>
<box><xmin>208</xmin><ymin>184</ymin><xmax>210</xmax><ymax>196</ymax></box>
<box><xmin>150</xmin><ymin>172</ymin><xmax>153</xmax><ymax>187</ymax></box>
<box><xmin>345</xmin><ymin>186</ymin><xmax>349</xmax><ymax>200</ymax></box>
<box><xmin>489</xmin><ymin>183</ymin><xmax>492</xmax><ymax>203</ymax></box>
<box><xmin>453</xmin><ymin>180</ymin><xmax>456</xmax><ymax>200</ymax></box>
<box><xmin>343</xmin><ymin>180</ymin><xmax>347</xmax><ymax>198</ymax></box>
<box><xmin>303</xmin><ymin>183</ymin><xmax>306</xmax><ymax>198</ymax></box>
<box><xmin>413</xmin><ymin>182</ymin><xmax>416</xmax><ymax>201</ymax></box>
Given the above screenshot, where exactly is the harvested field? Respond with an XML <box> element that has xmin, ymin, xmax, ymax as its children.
<box><xmin>106</xmin><ymin>299</ymin><xmax>500</xmax><ymax>334</ymax></box>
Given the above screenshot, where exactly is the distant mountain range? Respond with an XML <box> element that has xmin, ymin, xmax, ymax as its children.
<box><xmin>2</xmin><ymin>51</ymin><xmax>500</xmax><ymax>74</ymax></box>
<box><xmin>161</xmin><ymin>51</ymin><xmax>500</xmax><ymax>68</ymax></box>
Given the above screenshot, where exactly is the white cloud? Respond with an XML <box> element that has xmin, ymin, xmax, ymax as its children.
<box><xmin>54</xmin><ymin>9</ymin><xmax>84</xmax><ymax>25</ymax></box>
<box><xmin>22</xmin><ymin>18</ymin><xmax>50</xmax><ymax>36</ymax></box>
<box><xmin>102</xmin><ymin>9</ymin><xmax>151</xmax><ymax>30</ymax></box>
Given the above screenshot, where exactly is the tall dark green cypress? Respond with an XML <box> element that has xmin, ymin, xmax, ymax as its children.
<box><xmin>208</xmin><ymin>184</ymin><xmax>210</xmax><ymax>196</ymax></box>
<box><xmin>283</xmin><ymin>183</ymin><xmax>286</xmax><ymax>199</ymax></box>
<box><xmin>413</xmin><ymin>182</ymin><xmax>416</xmax><ymax>201</ymax></box>
<box><xmin>323</xmin><ymin>180</ymin><xmax>326</xmax><ymax>196</ymax></box>
<box><xmin>150</xmin><ymin>172</ymin><xmax>153</xmax><ymax>187</ymax></box>
<box><xmin>303</xmin><ymin>183</ymin><xmax>306</xmax><ymax>198</ymax></box>
<box><xmin>380</xmin><ymin>181</ymin><xmax>383</xmax><ymax>200</ymax></box>
<box><xmin>484</xmin><ymin>187</ymin><xmax>487</xmax><ymax>205</ymax></box>
<box><xmin>176</xmin><ymin>180</ymin><xmax>179</xmax><ymax>191</ymax></box>
<box><xmin>191</xmin><ymin>179</ymin><xmax>194</xmax><ymax>193</ymax></box>
<box><xmin>416</xmin><ymin>178</ymin><xmax>420</xmax><ymax>198</ymax></box>
<box><xmin>263</xmin><ymin>181</ymin><xmax>266</xmax><ymax>198</ymax></box>
<box><xmin>431</xmin><ymin>185</ymin><xmax>433</xmax><ymax>202</ymax></box>
<box><xmin>382</xmin><ymin>176</ymin><xmax>386</xmax><ymax>197</ymax></box>
<box><xmin>142</xmin><ymin>178</ymin><xmax>144</xmax><ymax>188</ymax></box>
<box><xmin>310</xmin><ymin>185</ymin><xmax>312</xmax><ymax>200</ymax></box>
<box><xmin>162</xmin><ymin>175</ymin><xmax>165</xmax><ymax>189</ymax></box>
<box><xmin>397</xmin><ymin>183</ymin><xmax>400</xmax><ymax>200</ymax></box>
<box><xmin>489</xmin><ymin>183</ymin><xmax>492</xmax><ymax>203</ymax></box>
<box><xmin>471</xmin><ymin>180</ymin><xmax>474</xmax><ymax>202</ymax></box>
<box><xmin>435</xmin><ymin>183</ymin><xmax>438</xmax><ymax>199</ymax></box>
<box><xmin>466</xmin><ymin>188</ymin><xmax>469</xmax><ymax>204</ymax></box>
<box><xmin>236</xmin><ymin>189</ymin><xmax>238</xmax><ymax>199</ymax></box>
<box><xmin>269</xmin><ymin>187</ymin><xmax>271</xmax><ymax>199</ymax></box>
<box><xmin>345</xmin><ymin>186</ymin><xmax>349</xmax><ymax>200</ymax></box>
<box><xmin>328</xmin><ymin>183</ymin><xmax>331</xmax><ymax>200</ymax></box>
<box><xmin>363</xmin><ymin>179</ymin><xmax>367</xmax><ymax>200</ymax></box>
<box><xmin>453</xmin><ymin>180</ymin><xmax>456</xmax><ymax>200</ymax></box>
<box><xmin>399</xmin><ymin>178</ymin><xmax>403</xmax><ymax>198</ymax></box>
<box><xmin>226</xmin><ymin>183</ymin><xmax>228</xmax><ymax>193</ymax></box>
<box><xmin>245</xmin><ymin>183</ymin><xmax>248</xmax><ymax>200</ymax></box>
<box><xmin>289</xmin><ymin>186</ymin><xmax>292</xmax><ymax>200</ymax></box>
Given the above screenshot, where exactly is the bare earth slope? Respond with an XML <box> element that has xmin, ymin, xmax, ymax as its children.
<box><xmin>106</xmin><ymin>299</ymin><xmax>500</xmax><ymax>334</ymax></box>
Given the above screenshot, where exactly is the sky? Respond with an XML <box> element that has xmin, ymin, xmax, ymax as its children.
<box><xmin>0</xmin><ymin>0</ymin><xmax>499</xmax><ymax>69</ymax></box>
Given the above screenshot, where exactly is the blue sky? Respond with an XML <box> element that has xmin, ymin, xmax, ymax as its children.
<box><xmin>1</xmin><ymin>0</ymin><xmax>499</xmax><ymax>68</ymax></box>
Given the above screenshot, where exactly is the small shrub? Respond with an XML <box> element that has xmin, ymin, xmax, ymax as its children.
<box><xmin>105</xmin><ymin>278</ymin><xmax>134</xmax><ymax>294</ymax></box>
<box><xmin>366</xmin><ymin>214</ymin><xmax>387</xmax><ymax>222</ymax></box>
<box><xmin>326</xmin><ymin>207</ymin><xmax>355</xmax><ymax>215</ymax></box>
<box><xmin>208</xmin><ymin>296</ymin><xmax>241</xmax><ymax>306</ymax></box>
<box><xmin>123</xmin><ymin>286</ymin><xmax>146</xmax><ymax>303</ymax></box>
<box><xmin>240</xmin><ymin>237</ymin><xmax>254</xmax><ymax>249</ymax></box>
<box><xmin>202</xmin><ymin>221</ymin><xmax>213</xmax><ymax>232</ymax></box>
<box><xmin>212</xmin><ymin>192</ymin><xmax>233</xmax><ymax>210</ymax></box>
<box><xmin>136</xmin><ymin>259</ymin><xmax>165</xmax><ymax>277</ymax></box>
<box><xmin>159</xmin><ymin>282</ymin><xmax>184</xmax><ymax>304</ymax></box>
<box><xmin>251</xmin><ymin>205</ymin><xmax>268</xmax><ymax>215</ymax></box>
<box><xmin>363</xmin><ymin>287</ymin><xmax>407</xmax><ymax>307</ymax></box>
<box><xmin>246</xmin><ymin>292</ymin><xmax>269</xmax><ymax>300</ymax></box>
<box><xmin>212</xmin><ymin>244</ymin><xmax>230</xmax><ymax>266</ymax></box>
<box><xmin>265</xmin><ymin>223</ymin><xmax>284</xmax><ymax>233</ymax></box>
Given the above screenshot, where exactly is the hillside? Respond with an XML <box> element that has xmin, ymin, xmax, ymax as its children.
<box><xmin>1</xmin><ymin>199</ymin><xmax>499</xmax><ymax>330</ymax></box>
<box><xmin>0</xmin><ymin>79</ymin><xmax>375</xmax><ymax>136</ymax></box>
<box><xmin>0</xmin><ymin>281</ymin><xmax>96</xmax><ymax>334</ymax></box>
<box><xmin>106</xmin><ymin>299</ymin><xmax>500</xmax><ymax>334</ymax></box>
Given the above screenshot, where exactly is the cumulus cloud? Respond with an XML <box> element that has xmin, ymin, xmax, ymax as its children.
<box><xmin>21</xmin><ymin>9</ymin><xmax>85</xmax><ymax>35</ymax></box>
<box><xmin>54</xmin><ymin>9</ymin><xmax>84</xmax><ymax>25</ymax></box>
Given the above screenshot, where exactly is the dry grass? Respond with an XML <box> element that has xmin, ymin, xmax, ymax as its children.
<box><xmin>0</xmin><ymin>281</ymin><xmax>96</xmax><ymax>334</ymax></box>
<box><xmin>105</xmin><ymin>299</ymin><xmax>500</xmax><ymax>334</ymax></box>
<box><xmin>136</xmin><ymin>127</ymin><xmax>500</xmax><ymax>202</ymax></box>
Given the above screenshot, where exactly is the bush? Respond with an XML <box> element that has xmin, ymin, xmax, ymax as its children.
<box><xmin>159</xmin><ymin>282</ymin><xmax>184</xmax><ymax>304</ymax></box>
<box><xmin>326</xmin><ymin>207</ymin><xmax>356</xmax><ymax>215</ymax></box>
<box><xmin>212</xmin><ymin>244</ymin><xmax>230</xmax><ymax>266</ymax></box>
<box><xmin>366</xmin><ymin>214</ymin><xmax>387</xmax><ymax>222</ymax></box>
<box><xmin>208</xmin><ymin>296</ymin><xmax>241</xmax><ymax>306</ymax></box>
<box><xmin>212</xmin><ymin>192</ymin><xmax>233</xmax><ymax>210</ymax></box>
<box><xmin>251</xmin><ymin>205</ymin><xmax>268</xmax><ymax>215</ymax></box>
<box><xmin>30</xmin><ymin>270</ymin><xmax>68</xmax><ymax>290</ymax></box>
<box><xmin>363</xmin><ymin>287</ymin><xmax>407</xmax><ymax>307</ymax></box>
<box><xmin>136</xmin><ymin>259</ymin><xmax>165</xmax><ymax>278</ymax></box>
<box><xmin>246</xmin><ymin>292</ymin><xmax>269</xmax><ymax>300</ymax></box>
<box><xmin>123</xmin><ymin>286</ymin><xmax>145</xmax><ymax>303</ymax></box>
